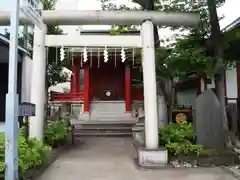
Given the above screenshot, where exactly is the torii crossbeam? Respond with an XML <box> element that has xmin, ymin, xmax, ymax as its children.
<box><xmin>0</xmin><ymin>10</ymin><xmax>199</xmax><ymax>26</ymax></box>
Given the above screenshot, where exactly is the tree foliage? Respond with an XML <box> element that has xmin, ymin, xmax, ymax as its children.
<box><xmin>42</xmin><ymin>0</ymin><xmax>69</xmax><ymax>88</ymax></box>
<box><xmin>100</xmin><ymin>0</ymin><xmax>139</xmax><ymax>35</ymax></box>
<box><xmin>153</xmin><ymin>0</ymin><xmax>240</xmax><ymax>81</ymax></box>
<box><xmin>156</xmin><ymin>38</ymin><xmax>214</xmax><ymax>80</ymax></box>
<box><xmin>154</xmin><ymin>0</ymin><xmax>225</xmax><ymax>35</ymax></box>
<box><xmin>153</xmin><ymin>0</ymin><xmax>224</xmax><ymax>80</ymax></box>
<box><xmin>101</xmin><ymin>0</ymin><xmax>229</xmax><ymax>79</ymax></box>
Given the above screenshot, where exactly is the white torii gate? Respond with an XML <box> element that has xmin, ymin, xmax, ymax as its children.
<box><xmin>0</xmin><ymin>10</ymin><xmax>199</xmax><ymax>167</ymax></box>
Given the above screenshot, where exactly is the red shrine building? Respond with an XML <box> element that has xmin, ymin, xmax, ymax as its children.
<box><xmin>50</xmin><ymin>30</ymin><xmax>144</xmax><ymax>120</ymax></box>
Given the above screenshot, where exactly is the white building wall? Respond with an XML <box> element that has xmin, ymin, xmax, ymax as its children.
<box><xmin>176</xmin><ymin>67</ymin><xmax>239</xmax><ymax>105</ymax></box>
<box><xmin>225</xmin><ymin>66</ymin><xmax>238</xmax><ymax>101</ymax></box>
<box><xmin>176</xmin><ymin>89</ymin><xmax>197</xmax><ymax>109</ymax></box>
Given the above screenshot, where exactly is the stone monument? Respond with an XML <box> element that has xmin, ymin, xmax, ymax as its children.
<box><xmin>196</xmin><ymin>89</ymin><xmax>225</xmax><ymax>148</ymax></box>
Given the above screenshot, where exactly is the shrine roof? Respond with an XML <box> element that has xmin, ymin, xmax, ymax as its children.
<box><xmin>222</xmin><ymin>16</ymin><xmax>240</xmax><ymax>32</ymax></box>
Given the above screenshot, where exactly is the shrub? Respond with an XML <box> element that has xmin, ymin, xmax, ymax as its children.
<box><xmin>159</xmin><ymin>123</ymin><xmax>195</xmax><ymax>144</ymax></box>
<box><xmin>165</xmin><ymin>141</ymin><xmax>203</xmax><ymax>156</ymax></box>
<box><xmin>0</xmin><ymin>128</ymin><xmax>51</xmax><ymax>179</ymax></box>
<box><xmin>159</xmin><ymin>123</ymin><xmax>202</xmax><ymax>156</ymax></box>
<box><xmin>44</xmin><ymin>119</ymin><xmax>70</xmax><ymax>147</ymax></box>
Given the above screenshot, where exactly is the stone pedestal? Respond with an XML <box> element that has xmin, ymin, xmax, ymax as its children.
<box><xmin>132</xmin><ymin>128</ymin><xmax>145</xmax><ymax>147</ymax></box>
<box><xmin>78</xmin><ymin>112</ymin><xmax>90</xmax><ymax>121</ymax></box>
<box><xmin>138</xmin><ymin>147</ymin><xmax>168</xmax><ymax>168</ymax></box>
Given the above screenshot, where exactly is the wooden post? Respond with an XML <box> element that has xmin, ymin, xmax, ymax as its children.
<box><xmin>84</xmin><ymin>64</ymin><xmax>90</xmax><ymax>112</ymax></box>
<box><xmin>72</xmin><ymin>58</ymin><xmax>80</xmax><ymax>94</ymax></box>
<box><xmin>125</xmin><ymin>63</ymin><xmax>131</xmax><ymax>112</ymax></box>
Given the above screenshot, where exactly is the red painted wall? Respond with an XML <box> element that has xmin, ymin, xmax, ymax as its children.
<box><xmin>132</xmin><ymin>87</ymin><xmax>144</xmax><ymax>100</ymax></box>
<box><xmin>90</xmin><ymin>57</ymin><xmax>125</xmax><ymax>100</ymax></box>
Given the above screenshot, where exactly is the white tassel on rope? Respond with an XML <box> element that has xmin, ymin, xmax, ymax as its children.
<box><xmin>71</xmin><ymin>52</ymin><xmax>73</xmax><ymax>66</ymax></box>
<box><xmin>90</xmin><ymin>48</ymin><xmax>93</xmax><ymax>68</ymax></box>
<box><xmin>132</xmin><ymin>48</ymin><xmax>135</xmax><ymax>66</ymax></box>
<box><xmin>60</xmin><ymin>46</ymin><xmax>65</xmax><ymax>62</ymax></box>
<box><xmin>46</xmin><ymin>47</ymin><xmax>49</xmax><ymax>65</ymax></box>
<box><xmin>121</xmin><ymin>47</ymin><xmax>126</xmax><ymax>62</ymax></box>
<box><xmin>114</xmin><ymin>48</ymin><xmax>117</xmax><ymax>68</ymax></box>
<box><xmin>55</xmin><ymin>47</ymin><xmax>58</xmax><ymax>64</ymax></box>
<box><xmin>80</xmin><ymin>52</ymin><xmax>83</xmax><ymax>67</ymax></box>
<box><xmin>97</xmin><ymin>48</ymin><xmax>100</xmax><ymax>68</ymax></box>
<box><xmin>104</xmin><ymin>46</ymin><xmax>108</xmax><ymax>63</ymax></box>
<box><xmin>83</xmin><ymin>46</ymin><xmax>88</xmax><ymax>62</ymax></box>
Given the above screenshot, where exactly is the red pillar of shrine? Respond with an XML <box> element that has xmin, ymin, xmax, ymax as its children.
<box><xmin>71</xmin><ymin>58</ymin><xmax>80</xmax><ymax>94</ymax></box>
<box><xmin>125</xmin><ymin>63</ymin><xmax>131</xmax><ymax>112</ymax></box>
<box><xmin>83</xmin><ymin>64</ymin><xmax>90</xmax><ymax>112</ymax></box>
<box><xmin>70</xmin><ymin>75</ymin><xmax>73</xmax><ymax>93</ymax></box>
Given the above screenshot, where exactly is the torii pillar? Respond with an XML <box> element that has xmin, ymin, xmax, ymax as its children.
<box><xmin>141</xmin><ymin>19</ymin><xmax>159</xmax><ymax>149</ymax></box>
<box><xmin>138</xmin><ymin>19</ymin><xmax>168</xmax><ymax>167</ymax></box>
<box><xmin>29</xmin><ymin>25</ymin><xmax>47</xmax><ymax>141</ymax></box>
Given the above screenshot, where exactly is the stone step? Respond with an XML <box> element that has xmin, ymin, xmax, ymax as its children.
<box><xmin>72</xmin><ymin>120</ymin><xmax>135</xmax><ymax>137</ymax></box>
<box><xmin>132</xmin><ymin>126</ymin><xmax>144</xmax><ymax>132</ymax></box>
<box><xmin>76</xmin><ymin>126</ymin><xmax>133</xmax><ymax>130</ymax></box>
<box><xmin>91</xmin><ymin>105</ymin><xmax>125</xmax><ymax>112</ymax></box>
<box><xmin>90</xmin><ymin>113</ymin><xmax>132</xmax><ymax>117</ymax></box>
<box><xmin>74</xmin><ymin>123</ymin><xmax>135</xmax><ymax>129</ymax></box>
<box><xmin>73</xmin><ymin>120</ymin><xmax>136</xmax><ymax>125</ymax></box>
<box><xmin>91</xmin><ymin>105</ymin><xmax>125</xmax><ymax>108</ymax></box>
<box><xmin>135</xmin><ymin>122</ymin><xmax>144</xmax><ymax>127</ymax></box>
<box><xmin>91</xmin><ymin>111</ymin><xmax>128</xmax><ymax>114</ymax></box>
<box><xmin>91</xmin><ymin>111</ymin><xmax>126</xmax><ymax>114</ymax></box>
<box><xmin>75</xmin><ymin>129</ymin><xmax>132</xmax><ymax>134</ymax></box>
<box><xmin>75</xmin><ymin>128</ymin><xmax>132</xmax><ymax>132</ymax></box>
<box><xmin>89</xmin><ymin>117</ymin><xmax>133</xmax><ymax>121</ymax></box>
<box><xmin>74</xmin><ymin>132</ymin><xmax>132</xmax><ymax>136</ymax></box>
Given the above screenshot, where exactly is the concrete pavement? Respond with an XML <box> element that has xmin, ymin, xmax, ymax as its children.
<box><xmin>37</xmin><ymin>137</ymin><xmax>237</xmax><ymax>180</ymax></box>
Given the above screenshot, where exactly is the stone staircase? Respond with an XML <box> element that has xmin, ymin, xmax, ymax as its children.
<box><xmin>72</xmin><ymin>101</ymin><xmax>137</xmax><ymax>137</ymax></box>
<box><xmin>90</xmin><ymin>101</ymin><xmax>131</xmax><ymax>121</ymax></box>
<box><xmin>72</xmin><ymin>120</ymin><xmax>136</xmax><ymax>137</ymax></box>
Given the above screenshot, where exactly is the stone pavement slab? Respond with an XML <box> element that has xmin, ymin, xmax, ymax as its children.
<box><xmin>37</xmin><ymin>137</ymin><xmax>237</xmax><ymax>180</ymax></box>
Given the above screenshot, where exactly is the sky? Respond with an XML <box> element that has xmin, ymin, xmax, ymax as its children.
<box><xmin>0</xmin><ymin>0</ymin><xmax>239</xmax><ymax>40</ymax></box>
<box><xmin>55</xmin><ymin>0</ymin><xmax>240</xmax><ymax>41</ymax></box>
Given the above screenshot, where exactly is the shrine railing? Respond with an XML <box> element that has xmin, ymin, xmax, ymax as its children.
<box><xmin>49</xmin><ymin>91</ymin><xmax>84</xmax><ymax>102</ymax></box>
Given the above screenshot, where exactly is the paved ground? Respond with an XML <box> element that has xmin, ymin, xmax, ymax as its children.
<box><xmin>37</xmin><ymin>137</ymin><xmax>237</xmax><ymax>180</ymax></box>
